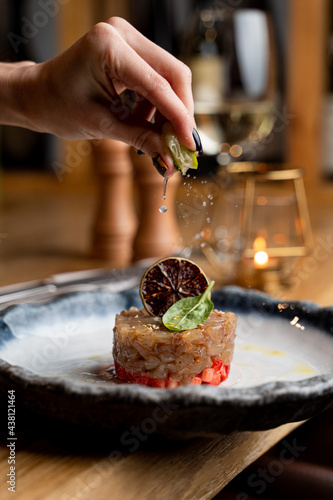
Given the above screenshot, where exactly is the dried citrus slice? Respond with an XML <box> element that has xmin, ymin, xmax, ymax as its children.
<box><xmin>162</xmin><ymin>122</ymin><xmax>198</xmax><ymax>175</ymax></box>
<box><xmin>140</xmin><ymin>257</ymin><xmax>209</xmax><ymax>317</ymax></box>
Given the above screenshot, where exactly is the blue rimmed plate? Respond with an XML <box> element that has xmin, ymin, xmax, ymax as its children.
<box><xmin>0</xmin><ymin>286</ymin><xmax>332</xmax><ymax>438</ymax></box>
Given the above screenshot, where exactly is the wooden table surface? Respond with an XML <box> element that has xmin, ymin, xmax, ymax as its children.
<box><xmin>1</xmin><ymin>172</ymin><xmax>333</xmax><ymax>500</ymax></box>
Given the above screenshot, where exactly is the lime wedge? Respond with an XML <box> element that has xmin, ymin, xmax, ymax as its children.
<box><xmin>162</xmin><ymin>122</ymin><xmax>198</xmax><ymax>175</ymax></box>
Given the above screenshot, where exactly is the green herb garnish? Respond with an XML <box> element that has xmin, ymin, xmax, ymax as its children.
<box><xmin>162</xmin><ymin>281</ymin><xmax>215</xmax><ymax>332</ymax></box>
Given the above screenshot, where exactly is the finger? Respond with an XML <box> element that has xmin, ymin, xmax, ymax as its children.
<box><xmin>106</xmin><ymin>18</ymin><xmax>194</xmax><ymax>112</ymax></box>
<box><xmin>96</xmin><ymin>109</ymin><xmax>177</xmax><ymax>177</ymax></box>
<box><xmin>131</xmin><ymin>96</ymin><xmax>156</xmax><ymax>155</ymax></box>
<box><xmin>104</xmin><ymin>19</ymin><xmax>197</xmax><ymax>150</ymax></box>
<box><xmin>113</xmin><ymin>39</ymin><xmax>195</xmax><ymax>150</ymax></box>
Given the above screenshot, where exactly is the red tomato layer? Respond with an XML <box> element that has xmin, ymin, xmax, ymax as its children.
<box><xmin>114</xmin><ymin>359</ymin><xmax>230</xmax><ymax>388</ymax></box>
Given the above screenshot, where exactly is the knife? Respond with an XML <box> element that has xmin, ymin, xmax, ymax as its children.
<box><xmin>0</xmin><ymin>260</ymin><xmax>152</xmax><ymax>308</ymax></box>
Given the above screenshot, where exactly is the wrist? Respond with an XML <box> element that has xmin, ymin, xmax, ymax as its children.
<box><xmin>0</xmin><ymin>61</ymin><xmax>44</xmax><ymax>132</ymax></box>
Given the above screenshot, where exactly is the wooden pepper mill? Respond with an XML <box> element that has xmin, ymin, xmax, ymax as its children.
<box><xmin>130</xmin><ymin>149</ymin><xmax>181</xmax><ymax>262</ymax></box>
<box><xmin>91</xmin><ymin>139</ymin><xmax>137</xmax><ymax>266</ymax></box>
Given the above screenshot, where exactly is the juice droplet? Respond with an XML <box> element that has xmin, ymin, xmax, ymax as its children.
<box><xmin>159</xmin><ymin>178</ymin><xmax>168</xmax><ymax>214</ymax></box>
<box><xmin>162</xmin><ymin>177</ymin><xmax>168</xmax><ymax>200</ymax></box>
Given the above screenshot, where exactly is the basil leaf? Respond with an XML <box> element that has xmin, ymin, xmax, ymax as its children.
<box><xmin>162</xmin><ymin>281</ymin><xmax>215</xmax><ymax>332</ymax></box>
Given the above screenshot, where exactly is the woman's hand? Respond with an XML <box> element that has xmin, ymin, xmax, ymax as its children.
<box><xmin>3</xmin><ymin>17</ymin><xmax>202</xmax><ymax>177</ymax></box>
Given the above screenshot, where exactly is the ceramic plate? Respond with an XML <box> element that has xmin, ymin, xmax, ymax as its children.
<box><xmin>0</xmin><ymin>286</ymin><xmax>333</xmax><ymax>438</ymax></box>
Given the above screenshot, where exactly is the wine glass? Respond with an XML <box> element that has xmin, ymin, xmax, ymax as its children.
<box><xmin>177</xmin><ymin>6</ymin><xmax>279</xmax><ymax>283</ymax></box>
<box><xmin>180</xmin><ymin>6</ymin><xmax>278</xmax><ymax>164</ymax></box>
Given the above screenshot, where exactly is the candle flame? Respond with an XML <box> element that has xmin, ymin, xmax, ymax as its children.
<box><xmin>254</xmin><ymin>250</ymin><xmax>269</xmax><ymax>267</ymax></box>
<box><xmin>253</xmin><ymin>237</ymin><xmax>269</xmax><ymax>267</ymax></box>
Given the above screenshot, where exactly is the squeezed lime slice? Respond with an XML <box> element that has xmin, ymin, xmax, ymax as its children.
<box><xmin>162</xmin><ymin>122</ymin><xmax>198</xmax><ymax>175</ymax></box>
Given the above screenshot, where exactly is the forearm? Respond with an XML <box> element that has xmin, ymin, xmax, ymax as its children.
<box><xmin>0</xmin><ymin>61</ymin><xmax>43</xmax><ymax>132</ymax></box>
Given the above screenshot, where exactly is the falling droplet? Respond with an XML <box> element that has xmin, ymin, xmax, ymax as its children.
<box><xmin>159</xmin><ymin>178</ymin><xmax>168</xmax><ymax>214</ymax></box>
<box><xmin>162</xmin><ymin>177</ymin><xmax>168</xmax><ymax>200</ymax></box>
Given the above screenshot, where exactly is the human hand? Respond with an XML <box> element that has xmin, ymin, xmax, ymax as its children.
<box><xmin>9</xmin><ymin>17</ymin><xmax>202</xmax><ymax>177</ymax></box>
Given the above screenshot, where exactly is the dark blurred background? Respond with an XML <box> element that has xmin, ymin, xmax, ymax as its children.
<box><xmin>0</xmin><ymin>0</ymin><xmax>57</xmax><ymax>170</ymax></box>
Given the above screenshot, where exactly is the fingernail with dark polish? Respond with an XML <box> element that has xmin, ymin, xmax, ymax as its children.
<box><xmin>137</xmin><ymin>150</ymin><xmax>145</xmax><ymax>156</ymax></box>
<box><xmin>152</xmin><ymin>154</ymin><xmax>168</xmax><ymax>176</ymax></box>
<box><xmin>192</xmin><ymin>128</ymin><xmax>203</xmax><ymax>156</ymax></box>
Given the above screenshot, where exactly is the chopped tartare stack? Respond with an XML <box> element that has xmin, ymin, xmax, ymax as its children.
<box><xmin>112</xmin><ymin>258</ymin><xmax>237</xmax><ymax>388</ymax></box>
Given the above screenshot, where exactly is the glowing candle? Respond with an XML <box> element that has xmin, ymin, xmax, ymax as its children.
<box><xmin>253</xmin><ymin>236</ymin><xmax>269</xmax><ymax>268</ymax></box>
<box><xmin>254</xmin><ymin>250</ymin><xmax>269</xmax><ymax>267</ymax></box>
